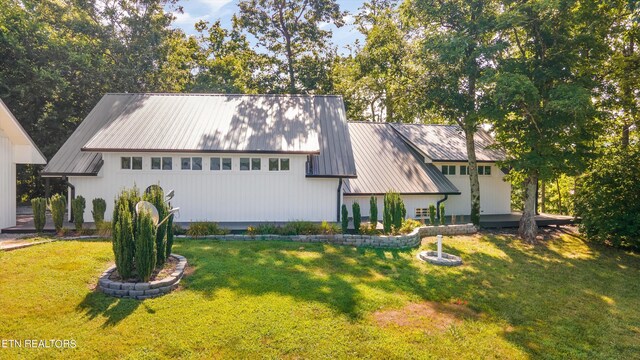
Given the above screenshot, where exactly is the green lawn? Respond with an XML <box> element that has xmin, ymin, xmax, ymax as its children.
<box><xmin>0</xmin><ymin>232</ymin><xmax>638</xmax><ymax>359</ymax></box>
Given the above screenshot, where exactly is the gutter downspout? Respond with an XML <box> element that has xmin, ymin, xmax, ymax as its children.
<box><xmin>436</xmin><ymin>194</ymin><xmax>448</xmax><ymax>222</ymax></box>
<box><xmin>337</xmin><ymin>178</ymin><xmax>343</xmax><ymax>222</ymax></box>
<box><xmin>65</xmin><ymin>176</ymin><xmax>75</xmax><ymax>222</ymax></box>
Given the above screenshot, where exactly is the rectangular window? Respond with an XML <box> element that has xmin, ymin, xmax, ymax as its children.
<box><xmin>162</xmin><ymin>157</ymin><xmax>172</xmax><ymax>170</ymax></box>
<box><xmin>460</xmin><ymin>165</ymin><xmax>468</xmax><ymax>176</ymax></box>
<box><xmin>181</xmin><ymin>157</ymin><xmax>191</xmax><ymax>170</ymax></box>
<box><xmin>151</xmin><ymin>157</ymin><xmax>161</xmax><ymax>170</ymax></box>
<box><xmin>478</xmin><ymin>166</ymin><xmax>483</xmax><ymax>175</ymax></box>
<box><xmin>280</xmin><ymin>158</ymin><xmax>290</xmax><ymax>171</ymax></box>
<box><xmin>484</xmin><ymin>165</ymin><xmax>491</xmax><ymax>175</ymax></box>
<box><xmin>121</xmin><ymin>157</ymin><xmax>131</xmax><ymax>170</ymax></box>
<box><xmin>441</xmin><ymin>165</ymin><xmax>456</xmax><ymax>175</ymax></box>
<box><xmin>240</xmin><ymin>158</ymin><xmax>250</xmax><ymax>171</ymax></box>
<box><xmin>132</xmin><ymin>157</ymin><xmax>142</xmax><ymax>170</ymax></box>
<box><xmin>269</xmin><ymin>158</ymin><xmax>279</xmax><ymax>171</ymax></box>
<box><xmin>251</xmin><ymin>158</ymin><xmax>261</xmax><ymax>170</ymax></box>
<box><xmin>192</xmin><ymin>157</ymin><xmax>202</xmax><ymax>171</ymax></box>
<box><xmin>210</xmin><ymin>157</ymin><xmax>220</xmax><ymax>171</ymax></box>
<box><xmin>222</xmin><ymin>158</ymin><xmax>232</xmax><ymax>170</ymax></box>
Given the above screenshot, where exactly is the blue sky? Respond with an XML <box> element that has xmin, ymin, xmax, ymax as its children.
<box><xmin>169</xmin><ymin>0</ymin><xmax>365</xmax><ymax>54</ymax></box>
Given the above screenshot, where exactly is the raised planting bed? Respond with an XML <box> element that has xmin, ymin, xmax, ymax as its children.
<box><xmin>98</xmin><ymin>254</ymin><xmax>187</xmax><ymax>300</ymax></box>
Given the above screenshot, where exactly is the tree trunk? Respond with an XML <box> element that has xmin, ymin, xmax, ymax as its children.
<box><xmin>540</xmin><ymin>181</ymin><xmax>546</xmax><ymax>213</ymax></box>
<box><xmin>464</xmin><ymin>126</ymin><xmax>481</xmax><ymax>226</ymax></box>
<box><xmin>519</xmin><ymin>173</ymin><xmax>538</xmax><ymax>244</ymax></box>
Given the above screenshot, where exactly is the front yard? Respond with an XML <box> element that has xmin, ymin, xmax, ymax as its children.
<box><xmin>0</xmin><ymin>231</ymin><xmax>638</xmax><ymax>359</ymax></box>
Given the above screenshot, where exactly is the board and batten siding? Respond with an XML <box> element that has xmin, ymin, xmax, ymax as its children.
<box><xmin>70</xmin><ymin>152</ymin><xmax>340</xmax><ymax>223</ymax></box>
<box><xmin>0</xmin><ymin>130</ymin><xmax>17</xmax><ymax>229</ymax></box>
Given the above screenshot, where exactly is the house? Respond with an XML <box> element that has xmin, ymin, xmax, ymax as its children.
<box><xmin>41</xmin><ymin>93</ymin><xmax>510</xmax><ymax>224</ymax></box>
<box><xmin>0</xmin><ymin>99</ymin><xmax>47</xmax><ymax>229</ymax></box>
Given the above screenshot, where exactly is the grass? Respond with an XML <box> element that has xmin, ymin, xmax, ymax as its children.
<box><xmin>0</xmin><ymin>231</ymin><xmax>639</xmax><ymax>359</ymax></box>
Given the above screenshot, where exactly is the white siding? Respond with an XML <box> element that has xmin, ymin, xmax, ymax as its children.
<box><xmin>344</xmin><ymin>195</ymin><xmax>445</xmax><ymax>219</ymax></box>
<box><xmin>70</xmin><ymin>152</ymin><xmax>340</xmax><ymax>223</ymax></box>
<box><xmin>0</xmin><ymin>131</ymin><xmax>16</xmax><ymax>229</ymax></box>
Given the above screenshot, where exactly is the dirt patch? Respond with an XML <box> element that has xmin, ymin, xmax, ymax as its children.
<box><xmin>109</xmin><ymin>256</ymin><xmax>179</xmax><ymax>282</ymax></box>
<box><xmin>373</xmin><ymin>301</ymin><xmax>480</xmax><ymax>333</ymax></box>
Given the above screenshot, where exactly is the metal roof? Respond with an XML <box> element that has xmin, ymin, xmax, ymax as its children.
<box><xmin>391</xmin><ymin>123</ymin><xmax>505</xmax><ymax>162</ymax></box>
<box><xmin>0</xmin><ymin>98</ymin><xmax>46</xmax><ymax>164</ymax></box>
<box><xmin>343</xmin><ymin>122</ymin><xmax>459</xmax><ymax>195</ymax></box>
<box><xmin>42</xmin><ymin>93</ymin><xmax>356</xmax><ymax>177</ymax></box>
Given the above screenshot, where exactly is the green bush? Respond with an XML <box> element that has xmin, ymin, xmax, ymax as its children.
<box><xmin>352</xmin><ymin>202</ymin><xmax>361</xmax><ymax>234</ymax></box>
<box><xmin>369</xmin><ymin>196</ymin><xmax>378</xmax><ymax>226</ymax></box>
<box><xmin>280</xmin><ymin>221</ymin><xmax>320</xmax><ymax>235</ymax></box>
<box><xmin>429</xmin><ymin>204</ymin><xmax>437</xmax><ymax>225</ymax></box>
<box><xmin>92</xmin><ymin>198</ymin><xmax>106</xmax><ymax>225</ymax></box>
<box><xmin>439</xmin><ymin>203</ymin><xmax>446</xmax><ymax>225</ymax></box>
<box><xmin>71</xmin><ymin>196</ymin><xmax>86</xmax><ymax>231</ymax></box>
<box><xmin>398</xmin><ymin>219</ymin><xmax>422</xmax><ymax>234</ymax></box>
<box><xmin>173</xmin><ymin>223</ymin><xmax>186</xmax><ymax>236</ymax></box>
<box><xmin>144</xmin><ymin>186</ymin><xmax>168</xmax><ymax>266</ymax></box>
<box><xmin>135</xmin><ymin>209</ymin><xmax>157</xmax><ymax>282</ymax></box>
<box><xmin>49</xmin><ymin>194</ymin><xmax>66</xmax><ymax>232</ymax></box>
<box><xmin>113</xmin><ymin>202</ymin><xmax>134</xmax><ymax>279</ymax></box>
<box><xmin>341</xmin><ymin>204</ymin><xmax>349</xmax><ymax>233</ymax></box>
<box><xmin>31</xmin><ymin>197</ymin><xmax>46</xmax><ymax>233</ymax></box>
<box><xmin>320</xmin><ymin>221</ymin><xmax>340</xmax><ymax>235</ymax></box>
<box><xmin>187</xmin><ymin>222</ymin><xmax>229</xmax><ymax>238</ymax></box>
<box><xmin>359</xmin><ymin>223</ymin><xmax>381</xmax><ymax>235</ymax></box>
<box><xmin>165</xmin><ymin>214</ymin><xmax>174</xmax><ymax>258</ymax></box>
<box><xmin>383</xmin><ymin>191</ymin><xmax>405</xmax><ymax>233</ymax></box>
<box><xmin>575</xmin><ymin>148</ymin><xmax>640</xmax><ymax>250</ymax></box>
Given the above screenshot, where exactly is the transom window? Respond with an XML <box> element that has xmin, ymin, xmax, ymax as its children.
<box><xmin>441</xmin><ymin>165</ymin><xmax>456</xmax><ymax>175</ymax></box>
<box><xmin>181</xmin><ymin>157</ymin><xmax>202</xmax><ymax>170</ymax></box>
<box><xmin>478</xmin><ymin>165</ymin><xmax>492</xmax><ymax>176</ymax></box>
<box><xmin>162</xmin><ymin>157</ymin><xmax>172</xmax><ymax>170</ymax></box>
<box><xmin>251</xmin><ymin>158</ymin><xmax>261</xmax><ymax>170</ymax></box>
<box><xmin>269</xmin><ymin>158</ymin><xmax>290</xmax><ymax>171</ymax></box>
<box><xmin>151</xmin><ymin>157</ymin><xmax>161</xmax><ymax>170</ymax></box>
<box><xmin>210</xmin><ymin>157</ymin><xmax>220</xmax><ymax>170</ymax></box>
<box><xmin>240</xmin><ymin>158</ymin><xmax>261</xmax><ymax>171</ymax></box>
<box><xmin>222</xmin><ymin>158</ymin><xmax>232</xmax><ymax>170</ymax></box>
<box><xmin>121</xmin><ymin>157</ymin><xmax>142</xmax><ymax>170</ymax></box>
<box><xmin>460</xmin><ymin>165</ymin><xmax>468</xmax><ymax>175</ymax></box>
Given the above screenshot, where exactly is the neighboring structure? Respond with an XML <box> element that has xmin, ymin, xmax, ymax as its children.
<box><xmin>0</xmin><ymin>99</ymin><xmax>46</xmax><ymax>229</ymax></box>
<box><xmin>42</xmin><ymin>93</ymin><xmax>510</xmax><ymax>224</ymax></box>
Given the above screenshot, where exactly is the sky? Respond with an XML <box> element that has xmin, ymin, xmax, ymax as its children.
<box><xmin>169</xmin><ymin>0</ymin><xmax>366</xmax><ymax>54</ymax></box>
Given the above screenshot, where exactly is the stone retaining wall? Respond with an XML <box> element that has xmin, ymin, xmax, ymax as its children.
<box><xmin>177</xmin><ymin>224</ymin><xmax>477</xmax><ymax>249</ymax></box>
<box><xmin>98</xmin><ymin>254</ymin><xmax>186</xmax><ymax>300</ymax></box>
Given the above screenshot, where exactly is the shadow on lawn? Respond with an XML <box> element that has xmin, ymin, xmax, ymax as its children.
<box><xmin>76</xmin><ymin>290</ymin><xmax>142</xmax><ymax>328</ymax></box>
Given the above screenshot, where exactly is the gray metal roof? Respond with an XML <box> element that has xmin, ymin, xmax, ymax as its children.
<box><xmin>343</xmin><ymin>122</ymin><xmax>459</xmax><ymax>195</ymax></box>
<box><xmin>391</xmin><ymin>123</ymin><xmax>505</xmax><ymax>162</ymax></box>
<box><xmin>42</xmin><ymin>93</ymin><xmax>356</xmax><ymax>177</ymax></box>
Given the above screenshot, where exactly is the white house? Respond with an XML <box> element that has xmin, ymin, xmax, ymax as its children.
<box><xmin>42</xmin><ymin>93</ymin><xmax>510</xmax><ymax>224</ymax></box>
<box><xmin>0</xmin><ymin>99</ymin><xmax>46</xmax><ymax>229</ymax></box>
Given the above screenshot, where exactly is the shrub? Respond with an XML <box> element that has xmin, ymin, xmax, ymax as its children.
<box><xmin>341</xmin><ymin>204</ymin><xmax>349</xmax><ymax>233</ymax></box>
<box><xmin>71</xmin><ymin>196</ymin><xmax>86</xmax><ymax>231</ymax></box>
<box><xmin>352</xmin><ymin>202</ymin><xmax>361</xmax><ymax>234</ymax></box>
<box><xmin>187</xmin><ymin>222</ymin><xmax>229</xmax><ymax>238</ymax></box>
<box><xmin>398</xmin><ymin>219</ymin><xmax>422</xmax><ymax>234</ymax></box>
<box><xmin>113</xmin><ymin>202</ymin><xmax>134</xmax><ymax>279</ymax></box>
<box><xmin>97</xmin><ymin>221</ymin><xmax>112</xmax><ymax>238</ymax></box>
<box><xmin>369</xmin><ymin>196</ymin><xmax>378</xmax><ymax>226</ymax></box>
<box><xmin>31</xmin><ymin>197</ymin><xmax>46</xmax><ymax>233</ymax></box>
<box><xmin>49</xmin><ymin>194</ymin><xmax>66</xmax><ymax>232</ymax></box>
<box><xmin>281</xmin><ymin>221</ymin><xmax>319</xmax><ymax>235</ymax></box>
<box><xmin>439</xmin><ymin>203</ymin><xmax>446</xmax><ymax>225</ymax></box>
<box><xmin>144</xmin><ymin>186</ymin><xmax>168</xmax><ymax>266</ymax></box>
<box><xmin>251</xmin><ymin>223</ymin><xmax>281</xmax><ymax>235</ymax></box>
<box><xmin>135</xmin><ymin>209</ymin><xmax>157</xmax><ymax>282</ymax></box>
<box><xmin>165</xmin><ymin>214</ymin><xmax>174</xmax><ymax>258</ymax></box>
<box><xmin>383</xmin><ymin>191</ymin><xmax>405</xmax><ymax>233</ymax></box>
<box><xmin>359</xmin><ymin>223</ymin><xmax>380</xmax><ymax>235</ymax></box>
<box><xmin>92</xmin><ymin>198</ymin><xmax>107</xmax><ymax>225</ymax></box>
<box><xmin>173</xmin><ymin>223</ymin><xmax>186</xmax><ymax>236</ymax></box>
<box><xmin>320</xmin><ymin>221</ymin><xmax>340</xmax><ymax>235</ymax></box>
<box><xmin>429</xmin><ymin>204</ymin><xmax>437</xmax><ymax>225</ymax></box>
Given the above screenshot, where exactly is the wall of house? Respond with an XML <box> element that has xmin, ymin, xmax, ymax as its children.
<box><xmin>0</xmin><ymin>129</ymin><xmax>16</xmax><ymax>229</ymax></box>
<box><xmin>69</xmin><ymin>152</ymin><xmax>340</xmax><ymax>223</ymax></box>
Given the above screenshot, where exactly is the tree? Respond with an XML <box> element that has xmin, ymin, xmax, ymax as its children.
<box><xmin>234</xmin><ymin>0</ymin><xmax>344</xmax><ymax>93</ymax></box>
<box><xmin>403</xmin><ymin>0</ymin><xmax>505</xmax><ymax>226</ymax></box>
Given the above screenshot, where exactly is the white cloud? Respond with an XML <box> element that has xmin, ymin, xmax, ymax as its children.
<box><xmin>198</xmin><ymin>0</ymin><xmax>235</xmax><ymax>12</ymax></box>
<box><xmin>172</xmin><ymin>10</ymin><xmax>210</xmax><ymax>27</ymax></box>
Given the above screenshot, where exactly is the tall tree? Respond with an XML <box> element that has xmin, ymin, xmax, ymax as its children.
<box><xmin>403</xmin><ymin>0</ymin><xmax>505</xmax><ymax>226</ymax></box>
<box><xmin>233</xmin><ymin>0</ymin><xmax>344</xmax><ymax>93</ymax></box>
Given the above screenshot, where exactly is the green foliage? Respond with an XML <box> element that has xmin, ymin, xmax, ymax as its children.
<box><xmin>135</xmin><ymin>209</ymin><xmax>157</xmax><ymax>282</ymax></box>
<box><xmin>48</xmin><ymin>194</ymin><xmax>66</xmax><ymax>232</ymax></box>
<box><xmin>92</xmin><ymin>198</ymin><xmax>107</xmax><ymax>225</ymax></box>
<box><xmin>341</xmin><ymin>204</ymin><xmax>349</xmax><ymax>233</ymax></box>
<box><xmin>359</xmin><ymin>223</ymin><xmax>381</xmax><ymax>236</ymax></box>
<box><xmin>31</xmin><ymin>198</ymin><xmax>46</xmax><ymax>233</ymax></box>
<box><xmin>352</xmin><ymin>202</ymin><xmax>361</xmax><ymax>234</ymax></box>
<box><xmin>439</xmin><ymin>203</ymin><xmax>446</xmax><ymax>225</ymax></box>
<box><xmin>186</xmin><ymin>222</ymin><xmax>230</xmax><ymax>238</ymax></box>
<box><xmin>143</xmin><ymin>186</ymin><xmax>168</xmax><ymax>266</ymax></box>
<box><xmin>71</xmin><ymin>196</ymin><xmax>85</xmax><ymax>231</ymax></box>
<box><xmin>398</xmin><ymin>219</ymin><xmax>422</xmax><ymax>234</ymax></box>
<box><xmin>383</xmin><ymin>191</ymin><xmax>405</xmax><ymax>233</ymax></box>
<box><xmin>320</xmin><ymin>221</ymin><xmax>340</xmax><ymax>235</ymax></box>
<box><xmin>369</xmin><ymin>196</ymin><xmax>378</xmax><ymax>226</ymax></box>
<box><xmin>113</xmin><ymin>202</ymin><xmax>134</xmax><ymax>279</ymax></box>
<box><xmin>247</xmin><ymin>221</ymin><xmax>339</xmax><ymax>236</ymax></box>
<box><xmin>429</xmin><ymin>204</ymin><xmax>437</xmax><ymax>226</ymax></box>
<box><xmin>97</xmin><ymin>221</ymin><xmax>112</xmax><ymax>238</ymax></box>
<box><xmin>575</xmin><ymin>148</ymin><xmax>640</xmax><ymax>250</ymax></box>
<box><xmin>165</xmin><ymin>215</ymin><xmax>174</xmax><ymax>259</ymax></box>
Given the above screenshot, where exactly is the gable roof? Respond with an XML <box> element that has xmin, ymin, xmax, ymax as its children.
<box><xmin>0</xmin><ymin>99</ymin><xmax>46</xmax><ymax>164</ymax></box>
<box><xmin>391</xmin><ymin>123</ymin><xmax>505</xmax><ymax>162</ymax></box>
<box><xmin>42</xmin><ymin>93</ymin><xmax>356</xmax><ymax>177</ymax></box>
<box><xmin>344</xmin><ymin>122</ymin><xmax>459</xmax><ymax>195</ymax></box>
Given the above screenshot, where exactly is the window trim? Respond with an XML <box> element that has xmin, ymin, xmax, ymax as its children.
<box><xmin>210</xmin><ymin>157</ymin><xmax>221</xmax><ymax>171</ymax></box>
<box><xmin>151</xmin><ymin>157</ymin><xmax>161</xmax><ymax>170</ymax></box>
<box><xmin>280</xmin><ymin>158</ymin><xmax>290</xmax><ymax>171</ymax></box>
<box><xmin>192</xmin><ymin>157</ymin><xmax>202</xmax><ymax>171</ymax></box>
<box><xmin>251</xmin><ymin>158</ymin><xmax>261</xmax><ymax>171</ymax></box>
<box><xmin>131</xmin><ymin>157</ymin><xmax>143</xmax><ymax>170</ymax></box>
<box><xmin>181</xmin><ymin>157</ymin><xmax>192</xmax><ymax>170</ymax></box>
<box><xmin>239</xmin><ymin>158</ymin><xmax>250</xmax><ymax>171</ymax></box>
<box><xmin>222</xmin><ymin>158</ymin><xmax>232</xmax><ymax>171</ymax></box>
<box><xmin>121</xmin><ymin>157</ymin><xmax>131</xmax><ymax>170</ymax></box>
<box><xmin>162</xmin><ymin>157</ymin><xmax>172</xmax><ymax>170</ymax></box>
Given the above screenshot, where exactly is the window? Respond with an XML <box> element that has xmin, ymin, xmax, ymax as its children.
<box><xmin>210</xmin><ymin>157</ymin><xmax>221</xmax><ymax>171</ymax></box>
<box><xmin>460</xmin><ymin>165</ymin><xmax>468</xmax><ymax>176</ymax></box>
<box><xmin>280</xmin><ymin>158</ymin><xmax>290</xmax><ymax>171</ymax></box>
<box><xmin>269</xmin><ymin>158</ymin><xmax>290</xmax><ymax>171</ymax></box>
<box><xmin>441</xmin><ymin>165</ymin><xmax>456</xmax><ymax>175</ymax></box>
<box><xmin>269</xmin><ymin>158</ymin><xmax>279</xmax><ymax>171</ymax></box>
<box><xmin>251</xmin><ymin>158</ymin><xmax>261</xmax><ymax>170</ymax></box>
<box><xmin>478</xmin><ymin>165</ymin><xmax>492</xmax><ymax>176</ymax></box>
<box><xmin>162</xmin><ymin>157</ymin><xmax>172</xmax><ymax>170</ymax></box>
<box><xmin>151</xmin><ymin>157</ymin><xmax>161</xmax><ymax>170</ymax></box>
<box><xmin>240</xmin><ymin>158</ymin><xmax>250</xmax><ymax>171</ymax></box>
<box><xmin>222</xmin><ymin>158</ymin><xmax>232</xmax><ymax>170</ymax></box>
<box><xmin>132</xmin><ymin>157</ymin><xmax>142</xmax><ymax>170</ymax></box>
<box><xmin>121</xmin><ymin>157</ymin><xmax>131</xmax><ymax>170</ymax></box>
<box><xmin>415</xmin><ymin>208</ymin><xmax>429</xmax><ymax>218</ymax></box>
<box><xmin>181</xmin><ymin>157</ymin><xmax>191</xmax><ymax>170</ymax></box>
<box><xmin>192</xmin><ymin>157</ymin><xmax>202</xmax><ymax>170</ymax></box>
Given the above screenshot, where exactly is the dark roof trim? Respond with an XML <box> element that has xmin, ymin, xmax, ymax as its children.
<box><xmin>306</xmin><ymin>174</ymin><xmax>358</xmax><ymax>179</ymax></box>
<box><xmin>41</xmin><ymin>172</ymin><xmax>99</xmax><ymax>178</ymax></box>
<box><xmin>81</xmin><ymin>148</ymin><xmax>321</xmax><ymax>155</ymax></box>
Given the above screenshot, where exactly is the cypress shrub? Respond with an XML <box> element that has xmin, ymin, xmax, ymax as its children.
<box><xmin>92</xmin><ymin>198</ymin><xmax>107</xmax><ymax>225</ymax></box>
<box><xmin>165</xmin><ymin>214</ymin><xmax>174</xmax><ymax>259</ymax></box>
<box><xmin>135</xmin><ymin>209</ymin><xmax>157</xmax><ymax>282</ymax></box>
<box><xmin>341</xmin><ymin>204</ymin><xmax>349</xmax><ymax>233</ymax></box>
<box><xmin>429</xmin><ymin>204</ymin><xmax>437</xmax><ymax>225</ymax></box>
<box><xmin>71</xmin><ymin>196</ymin><xmax>86</xmax><ymax>231</ymax></box>
<box><xmin>383</xmin><ymin>191</ymin><xmax>405</xmax><ymax>232</ymax></box>
<box><xmin>439</xmin><ymin>203</ymin><xmax>446</xmax><ymax>225</ymax></box>
<box><xmin>352</xmin><ymin>202</ymin><xmax>361</xmax><ymax>234</ymax></box>
<box><xmin>383</xmin><ymin>193</ymin><xmax>393</xmax><ymax>233</ymax></box>
<box><xmin>144</xmin><ymin>186</ymin><xmax>168</xmax><ymax>266</ymax></box>
<box><xmin>113</xmin><ymin>202</ymin><xmax>134</xmax><ymax>279</ymax></box>
<box><xmin>31</xmin><ymin>198</ymin><xmax>46</xmax><ymax>233</ymax></box>
<box><xmin>49</xmin><ymin>194</ymin><xmax>66</xmax><ymax>232</ymax></box>
<box><xmin>369</xmin><ymin>196</ymin><xmax>378</xmax><ymax>226</ymax></box>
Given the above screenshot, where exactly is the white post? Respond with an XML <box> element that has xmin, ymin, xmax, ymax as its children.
<box><xmin>437</xmin><ymin>235</ymin><xmax>443</xmax><ymax>260</ymax></box>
